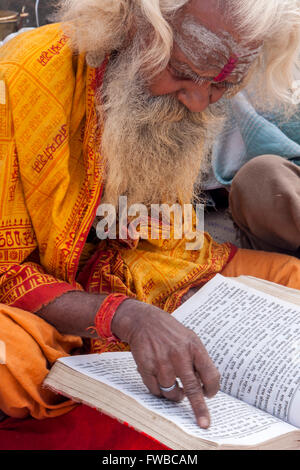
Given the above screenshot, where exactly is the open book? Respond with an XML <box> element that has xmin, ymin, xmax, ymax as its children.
<box><xmin>44</xmin><ymin>274</ymin><xmax>300</xmax><ymax>450</ymax></box>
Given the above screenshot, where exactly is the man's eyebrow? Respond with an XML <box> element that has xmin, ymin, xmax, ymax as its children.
<box><xmin>170</xmin><ymin>59</ymin><xmax>217</xmax><ymax>80</ymax></box>
<box><xmin>169</xmin><ymin>59</ymin><xmax>244</xmax><ymax>86</ymax></box>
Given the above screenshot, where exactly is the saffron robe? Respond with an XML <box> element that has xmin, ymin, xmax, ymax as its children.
<box><xmin>0</xmin><ymin>23</ymin><xmax>235</xmax><ymax>346</ymax></box>
<box><xmin>3</xmin><ymin>24</ymin><xmax>299</xmax><ymax>420</ymax></box>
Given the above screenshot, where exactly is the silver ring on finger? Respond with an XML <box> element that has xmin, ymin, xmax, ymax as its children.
<box><xmin>159</xmin><ymin>382</ymin><xmax>177</xmax><ymax>393</ymax></box>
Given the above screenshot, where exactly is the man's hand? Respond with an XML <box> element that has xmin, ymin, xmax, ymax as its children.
<box><xmin>111</xmin><ymin>299</ymin><xmax>220</xmax><ymax>429</ymax></box>
<box><xmin>36</xmin><ymin>290</ymin><xmax>220</xmax><ymax>428</ymax></box>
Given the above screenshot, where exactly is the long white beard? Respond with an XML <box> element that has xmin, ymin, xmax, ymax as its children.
<box><xmin>98</xmin><ymin>44</ymin><xmax>225</xmax><ymax>208</ymax></box>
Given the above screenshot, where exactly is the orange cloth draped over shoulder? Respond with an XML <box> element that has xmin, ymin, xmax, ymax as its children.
<box><xmin>1</xmin><ymin>24</ymin><xmax>299</xmax><ymax>420</ymax></box>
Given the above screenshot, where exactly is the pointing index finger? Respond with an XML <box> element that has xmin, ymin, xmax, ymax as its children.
<box><xmin>175</xmin><ymin>358</ymin><xmax>211</xmax><ymax>428</ymax></box>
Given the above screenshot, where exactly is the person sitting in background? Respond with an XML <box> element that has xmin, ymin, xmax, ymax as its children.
<box><xmin>208</xmin><ymin>89</ymin><xmax>300</xmax><ymax>257</ymax></box>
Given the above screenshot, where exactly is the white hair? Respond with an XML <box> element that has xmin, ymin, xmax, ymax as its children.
<box><xmin>56</xmin><ymin>1</ymin><xmax>188</xmax><ymax>71</ymax></box>
<box><xmin>57</xmin><ymin>0</ymin><xmax>300</xmax><ymax>108</ymax></box>
<box><xmin>232</xmin><ymin>0</ymin><xmax>300</xmax><ymax>109</ymax></box>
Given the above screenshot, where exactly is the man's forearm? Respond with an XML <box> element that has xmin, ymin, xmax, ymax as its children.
<box><xmin>35</xmin><ymin>291</ymin><xmax>107</xmax><ymax>338</ymax></box>
<box><xmin>36</xmin><ymin>288</ymin><xmax>220</xmax><ymax>428</ymax></box>
<box><xmin>36</xmin><ymin>285</ymin><xmax>199</xmax><ymax>339</ymax></box>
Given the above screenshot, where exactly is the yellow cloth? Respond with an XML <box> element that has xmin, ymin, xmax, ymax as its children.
<box><xmin>0</xmin><ymin>23</ymin><xmax>103</xmax><ymax>287</ymax></box>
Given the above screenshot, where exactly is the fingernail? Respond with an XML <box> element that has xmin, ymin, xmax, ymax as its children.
<box><xmin>198</xmin><ymin>417</ymin><xmax>210</xmax><ymax>429</ymax></box>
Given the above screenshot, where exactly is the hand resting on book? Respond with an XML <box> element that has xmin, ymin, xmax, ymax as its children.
<box><xmin>37</xmin><ymin>291</ymin><xmax>220</xmax><ymax>429</ymax></box>
<box><xmin>111</xmin><ymin>298</ymin><xmax>220</xmax><ymax>429</ymax></box>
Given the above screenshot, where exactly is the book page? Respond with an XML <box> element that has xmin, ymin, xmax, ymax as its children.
<box><xmin>173</xmin><ymin>275</ymin><xmax>300</xmax><ymax>427</ymax></box>
<box><xmin>59</xmin><ymin>353</ymin><xmax>296</xmax><ymax>447</ymax></box>
<box><xmin>235</xmin><ymin>276</ymin><xmax>300</xmax><ymax>306</ymax></box>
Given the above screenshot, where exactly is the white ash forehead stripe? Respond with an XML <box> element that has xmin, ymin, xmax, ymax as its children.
<box><xmin>181</xmin><ymin>18</ymin><xmax>231</xmax><ymax>58</ymax></box>
<box><xmin>175</xmin><ymin>16</ymin><xmax>263</xmax><ymax>65</ymax></box>
<box><xmin>182</xmin><ymin>16</ymin><xmax>263</xmax><ymax>58</ymax></box>
<box><xmin>174</xmin><ymin>29</ymin><xmax>228</xmax><ymax>67</ymax></box>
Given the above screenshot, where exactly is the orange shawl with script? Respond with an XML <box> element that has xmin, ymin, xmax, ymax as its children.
<box><xmin>0</xmin><ymin>24</ymin><xmax>236</xmax><ymax>353</ymax></box>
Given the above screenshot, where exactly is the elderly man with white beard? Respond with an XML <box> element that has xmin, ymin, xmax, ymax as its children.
<box><xmin>0</xmin><ymin>0</ymin><xmax>300</xmax><ymax>439</ymax></box>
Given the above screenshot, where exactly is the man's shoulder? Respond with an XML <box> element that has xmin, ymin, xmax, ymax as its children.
<box><xmin>0</xmin><ymin>23</ymin><xmax>75</xmax><ymax>78</ymax></box>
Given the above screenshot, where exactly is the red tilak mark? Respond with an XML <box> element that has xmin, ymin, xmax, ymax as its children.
<box><xmin>213</xmin><ymin>56</ymin><xmax>238</xmax><ymax>83</ymax></box>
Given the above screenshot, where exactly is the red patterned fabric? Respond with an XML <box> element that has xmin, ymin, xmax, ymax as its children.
<box><xmin>0</xmin><ymin>262</ymin><xmax>83</xmax><ymax>312</ymax></box>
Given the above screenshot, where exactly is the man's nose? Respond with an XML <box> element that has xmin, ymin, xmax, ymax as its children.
<box><xmin>177</xmin><ymin>82</ymin><xmax>224</xmax><ymax>113</ymax></box>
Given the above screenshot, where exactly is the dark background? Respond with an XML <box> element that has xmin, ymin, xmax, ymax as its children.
<box><xmin>1</xmin><ymin>0</ymin><xmax>56</xmax><ymax>27</ymax></box>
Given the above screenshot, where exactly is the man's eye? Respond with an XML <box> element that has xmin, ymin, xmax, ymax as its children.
<box><xmin>169</xmin><ymin>65</ymin><xmax>188</xmax><ymax>80</ymax></box>
<box><xmin>168</xmin><ymin>64</ymin><xmax>241</xmax><ymax>90</ymax></box>
<box><xmin>213</xmin><ymin>81</ymin><xmax>237</xmax><ymax>90</ymax></box>
<box><xmin>170</xmin><ymin>68</ymin><xmax>208</xmax><ymax>86</ymax></box>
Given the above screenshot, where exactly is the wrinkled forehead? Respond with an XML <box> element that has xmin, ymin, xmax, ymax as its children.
<box><xmin>173</xmin><ymin>15</ymin><xmax>263</xmax><ymax>80</ymax></box>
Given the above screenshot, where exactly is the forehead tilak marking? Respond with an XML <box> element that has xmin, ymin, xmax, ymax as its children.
<box><xmin>174</xmin><ymin>16</ymin><xmax>262</xmax><ymax>80</ymax></box>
